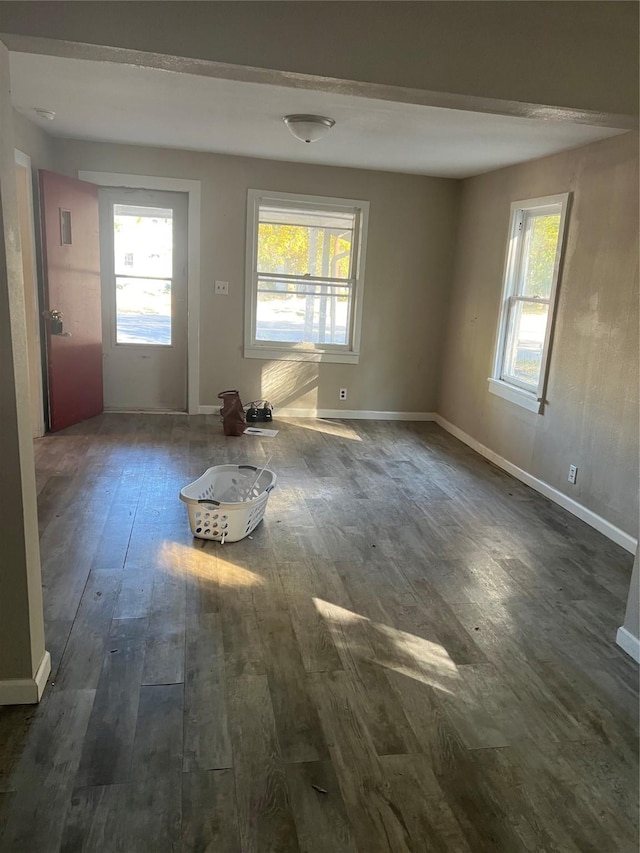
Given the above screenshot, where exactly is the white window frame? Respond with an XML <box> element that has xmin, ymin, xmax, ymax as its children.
<box><xmin>244</xmin><ymin>189</ymin><xmax>369</xmax><ymax>364</ymax></box>
<box><xmin>489</xmin><ymin>192</ymin><xmax>571</xmax><ymax>414</ymax></box>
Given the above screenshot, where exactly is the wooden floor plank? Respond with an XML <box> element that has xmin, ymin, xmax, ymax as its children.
<box><xmin>284</xmin><ymin>760</ymin><xmax>358</xmax><ymax>853</ymax></box>
<box><xmin>75</xmin><ymin>638</ymin><xmax>146</xmax><ymax>787</ymax></box>
<box><xmin>183</xmin><ymin>613</ymin><xmax>232</xmax><ymax>772</ymax></box>
<box><xmin>181</xmin><ymin>769</ymin><xmax>240</xmax><ymax>853</ymax></box>
<box><xmin>142</xmin><ymin>556</ymin><xmax>186</xmax><ymax>686</ymax></box>
<box><xmin>309</xmin><ymin>669</ymin><xmax>416</xmax><ymax>853</ymax></box>
<box><xmin>227</xmin><ymin>675</ymin><xmax>301</xmax><ymax>853</ymax></box>
<box><xmin>380</xmin><ymin>753</ymin><xmax>474</xmax><ymax>853</ymax></box>
<box><xmin>53</xmin><ymin>569</ymin><xmax>122</xmax><ymax>692</ymax></box>
<box><xmin>257</xmin><ymin>608</ymin><xmax>328</xmax><ymax>763</ymax></box>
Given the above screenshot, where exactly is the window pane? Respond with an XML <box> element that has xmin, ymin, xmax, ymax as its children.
<box><xmin>256</xmin><ymin>291</ymin><xmax>349</xmax><ymax>345</ymax></box>
<box><xmin>257</xmin><ymin>204</ymin><xmax>354</xmax><ymax>279</ymax></box>
<box><xmin>116</xmin><ymin>277</ymin><xmax>172</xmax><ymax>345</ymax></box>
<box><xmin>503</xmin><ymin>300</ymin><xmax>549</xmax><ymax>387</ymax></box>
<box><xmin>114</xmin><ymin>204</ymin><xmax>173</xmax><ymax>277</ymax></box>
<box><xmin>520</xmin><ymin>212</ymin><xmax>560</xmax><ymax>298</ymax></box>
<box><xmin>258</xmin><ymin>278</ymin><xmax>350</xmax><ymax>298</ymax></box>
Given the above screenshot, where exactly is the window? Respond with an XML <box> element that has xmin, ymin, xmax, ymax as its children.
<box><xmin>112</xmin><ymin>204</ymin><xmax>174</xmax><ymax>346</ymax></box>
<box><xmin>490</xmin><ymin>193</ymin><xmax>570</xmax><ymax>413</ymax></box>
<box><xmin>244</xmin><ymin>190</ymin><xmax>369</xmax><ymax>363</ymax></box>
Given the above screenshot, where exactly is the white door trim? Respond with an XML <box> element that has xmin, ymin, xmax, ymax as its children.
<box><xmin>14</xmin><ymin>148</ymin><xmax>45</xmax><ymax>436</ymax></box>
<box><xmin>79</xmin><ymin>170</ymin><xmax>201</xmax><ymax>414</ymax></box>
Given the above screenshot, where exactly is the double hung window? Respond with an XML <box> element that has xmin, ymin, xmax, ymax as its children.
<box><xmin>244</xmin><ymin>190</ymin><xmax>369</xmax><ymax>363</ymax></box>
<box><xmin>490</xmin><ymin>193</ymin><xmax>570</xmax><ymax>412</ymax></box>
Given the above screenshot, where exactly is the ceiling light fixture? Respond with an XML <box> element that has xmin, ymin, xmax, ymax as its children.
<box><xmin>34</xmin><ymin>107</ymin><xmax>56</xmax><ymax>121</ymax></box>
<box><xmin>283</xmin><ymin>114</ymin><xmax>335</xmax><ymax>144</ymax></box>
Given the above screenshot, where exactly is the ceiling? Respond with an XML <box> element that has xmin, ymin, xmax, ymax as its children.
<box><xmin>9</xmin><ymin>51</ymin><xmax>625</xmax><ymax>180</ymax></box>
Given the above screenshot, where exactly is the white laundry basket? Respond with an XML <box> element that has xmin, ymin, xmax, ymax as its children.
<box><xmin>179</xmin><ymin>464</ymin><xmax>277</xmax><ymax>542</ymax></box>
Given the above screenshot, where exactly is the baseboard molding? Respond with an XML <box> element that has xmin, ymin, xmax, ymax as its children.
<box><xmin>104</xmin><ymin>408</ymin><xmax>188</xmax><ymax>415</ymax></box>
<box><xmin>276</xmin><ymin>408</ymin><xmax>437</xmax><ymax>420</ymax></box>
<box><xmin>198</xmin><ymin>405</ymin><xmax>436</xmax><ymax>421</ymax></box>
<box><xmin>616</xmin><ymin>626</ymin><xmax>640</xmax><ymax>663</ymax></box>
<box><xmin>0</xmin><ymin>650</ymin><xmax>51</xmax><ymax>705</ymax></box>
<box><xmin>435</xmin><ymin>415</ymin><xmax>637</xmax><ymax>554</ymax></box>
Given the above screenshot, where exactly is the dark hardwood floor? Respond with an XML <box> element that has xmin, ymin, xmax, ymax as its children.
<box><xmin>0</xmin><ymin>414</ymin><xmax>637</xmax><ymax>852</ymax></box>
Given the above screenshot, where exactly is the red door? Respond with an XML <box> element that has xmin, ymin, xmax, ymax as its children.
<box><xmin>39</xmin><ymin>171</ymin><xmax>103</xmax><ymax>431</ymax></box>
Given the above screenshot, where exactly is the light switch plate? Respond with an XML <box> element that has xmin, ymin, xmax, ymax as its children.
<box><xmin>214</xmin><ymin>280</ymin><xmax>229</xmax><ymax>295</ymax></box>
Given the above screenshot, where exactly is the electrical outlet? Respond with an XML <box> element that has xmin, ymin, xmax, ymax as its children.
<box><xmin>568</xmin><ymin>464</ymin><xmax>578</xmax><ymax>484</ymax></box>
<box><xmin>214</xmin><ymin>280</ymin><xmax>229</xmax><ymax>295</ymax></box>
<box><xmin>339</xmin><ymin>388</ymin><xmax>347</xmax><ymax>401</ymax></box>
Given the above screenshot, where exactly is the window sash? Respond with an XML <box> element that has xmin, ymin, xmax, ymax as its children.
<box><xmin>257</xmin><ymin>271</ymin><xmax>355</xmax><ymax>289</ymax></box>
<box><xmin>493</xmin><ymin>194</ymin><xmax>570</xmax><ymax>404</ymax></box>
<box><xmin>256</xmin><ymin>210</ymin><xmax>357</xmax><ymax>282</ymax></box>
<box><xmin>512</xmin><ymin>208</ymin><xmax>561</xmax><ymax>301</ymax></box>
<box><xmin>501</xmin><ymin>297</ymin><xmax>549</xmax><ymax>391</ymax></box>
<box><xmin>246</xmin><ymin>191</ymin><xmax>368</xmax><ymax>357</ymax></box>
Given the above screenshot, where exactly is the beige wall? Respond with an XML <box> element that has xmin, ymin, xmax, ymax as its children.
<box><xmin>53</xmin><ymin>138</ymin><xmax>459</xmax><ymax>413</ymax></box>
<box><xmin>12</xmin><ymin>108</ymin><xmax>54</xmax><ymax>438</ymax></box>
<box><xmin>12</xmin><ymin>107</ymin><xmax>55</xmax><ymax>171</ymax></box>
<box><xmin>0</xmin><ymin>2</ymin><xmax>637</xmax><ymax>118</ymax></box>
<box><xmin>622</xmin><ymin>548</ymin><xmax>639</xmax><ymax>643</ymax></box>
<box><xmin>0</xmin><ymin>46</ymin><xmax>47</xmax><ymax>687</ymax></box>
<box><xmin>438</xmin><ymin>133</ymin><xmax>639</xmax><ymax>538</ymax></box>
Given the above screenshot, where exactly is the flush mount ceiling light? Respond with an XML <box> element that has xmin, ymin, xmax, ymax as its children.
<box><xmin>283</xmin><ymin>114</ymin><xmax>335</xmax><ymax>143</ymax></box>
<box><xmin>34</xmin><ymin>107</ymin><xmax>56</xmax><ymax>121</ymax></box>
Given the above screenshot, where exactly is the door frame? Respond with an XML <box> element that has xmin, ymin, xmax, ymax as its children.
<box><xmin>14</xmin><ymin>149</ymin><xmax>45</xmax><ymax>436</ymax></box>
<box><xmin>79</xmin><ymin>171</ymin><xmax>201</xmax><ymax>415</ymax></box>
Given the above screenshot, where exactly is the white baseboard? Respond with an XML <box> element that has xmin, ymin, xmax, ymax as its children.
<box><xmin>616</xmin><ymin>626</ymin><xmax>640</xmax><ymax>663</ymax></box>
<box><xmin>0</xmin><ymin>650</ymin><xmax>51</xmax><ymax>705</ymax></box>
<box><xmin>435</xmin><ymin>415</ymin><xmax>637</xmax><ymax>554</ymax></box>
<box><xmin>275</xmin><ymin>408</ymin><xmax>436</xmax><ymax>420</ymax></box>
<box><xmin>199</xmin><ymin>405</ymin><xmax>436</xmax><ymax>421</ymax></box>
<box><xmin>104</xmin><ymin>408</ymin><xmax>188</xmax><ymax>415</ymax></box>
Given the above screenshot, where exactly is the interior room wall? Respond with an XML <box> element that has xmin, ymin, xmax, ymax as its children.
<box><xmin>52</xmin><ymin>137</ymin><xmax>459</xmax><ymax>415</ymax></box>
<box><xmin>0</xmin><ymin>1</ymin><xmax>637</xmax><ymax>118</ymax></box>
<box><xmin>0</xmin><ymin>49</ymin><xmax>48</xmax><ymax>699</ymax></box>
<box><xmin>620</xmin><ymin>547</ymin><xmax>639</xmax><ymax>657</ymax></box>
<box><xmin>12</xmin><ymin>109</ymin><xmax>53</xmax><ymax>433</ymax></box>
<box><xmin>12</xmin><ymin>107</ymin><xmax>55</xmax><ymax>170</ymax></box>
<box><xmin>438</xmin><ymin>132</ymin><xmax>639</xmax><ymax>540</ymax></box>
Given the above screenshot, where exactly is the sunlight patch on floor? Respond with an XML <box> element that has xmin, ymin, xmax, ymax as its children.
<box><xmin>158</xmin><ymin>541</ymin><xmax>265</xmax><ymax>586</ymax></box>
<box><xmin>293</xmin><ymin>419</ymin><xmax>362</xmax><ymax>441</ymax></box>
<box><xmin>313</xmin><ymin>597</ymin><xmax>459</xmax><ymax>694</ymax></box>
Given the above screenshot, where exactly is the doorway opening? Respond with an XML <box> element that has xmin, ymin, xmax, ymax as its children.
<box><xmin>99</xmin><ymin>187</ymin><xmax>188</xmax><ymax>412</ymax></box>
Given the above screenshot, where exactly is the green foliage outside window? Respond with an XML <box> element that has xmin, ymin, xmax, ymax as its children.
<box><xmin>257</xmin><ymin>223</ymin><xmax>352</xmax><ymax>300</ymax></box>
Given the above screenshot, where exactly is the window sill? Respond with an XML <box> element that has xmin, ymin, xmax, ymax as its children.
<box><xmin>244</xmin><ymin>345</ymin><xmax>360</xmax><ymax>365</ymax></box>
<box><xmin>488</xmin><ymin>378</ymin><xmax>542</xmax><ymax>414</ymax></box>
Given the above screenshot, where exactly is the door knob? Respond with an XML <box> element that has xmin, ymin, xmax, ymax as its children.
<box><xmin>43</xmin><ymin>309</ymin><xmax>71</xmax><ymax>337</ymax></box>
